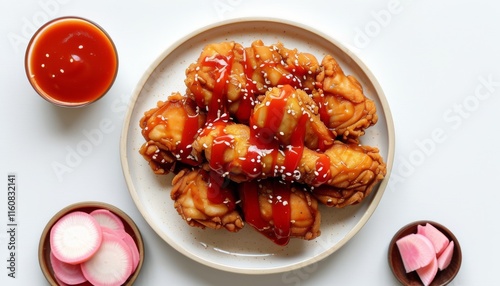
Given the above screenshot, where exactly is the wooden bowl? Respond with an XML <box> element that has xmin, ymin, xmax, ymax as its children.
<box><xmin>39</xmin><ymin>201</ymin><xmax>144</xmax><ymax>285</ymax></box>
<box><xmin>388</xmin><ymin>220</ymin><xmax>461</xmax><ymax>286</ymax></box>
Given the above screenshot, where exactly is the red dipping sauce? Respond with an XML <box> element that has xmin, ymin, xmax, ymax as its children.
<box><xmin>25</xmin><ymin>17</ymin><xmax>118</xmax><ymax>107</ymax></box>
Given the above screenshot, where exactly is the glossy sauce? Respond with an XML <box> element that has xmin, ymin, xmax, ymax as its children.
<box><xmin>193</xmin><ymin>44</ymin><xmax>312</xmax><ymax>123</ymax></box>
<box><xmin>144</xmin><ymin>99</ymin><xmax>202</xmax><ymax>166</ymax></box>
<box><xmin>239</xmin><ymin>180</ymin><xmax>291</xmax><ymax>246</ymax></box>
<box><xmin>198</xmin><ymin>53</ymin><xmax>234</xmax><ymax>121</ymax></box>
<box><xmin>206</xmin><ymin>171</ymin><xmax>236</xmax><ymax>210</ymax></box>
<box><xmin>26</xmin><ymin>17</ymin><xmax>118</xmax><ymax>106</ymax></box>
<box><xmin>189</xmin><ymin>46</ymin><xmax>332</xmax><ymax>244</ymax></box>
<box><xmin>249</xmin><ymin>85</ymin><xmax>307</xmax><ymax>180</ymax></box>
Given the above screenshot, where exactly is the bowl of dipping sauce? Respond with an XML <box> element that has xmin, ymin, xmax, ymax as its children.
<box><xmin>25</xmin><ymin>17</ymin><xmax>118</xmax><ymax>107</ymax></box>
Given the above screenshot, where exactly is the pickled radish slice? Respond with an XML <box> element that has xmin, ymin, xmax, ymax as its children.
<box><xmin>416</xmin><ymin>256</ymin><xmax>438</xmax><ymax>286</ymax></box>
<box><xmin>437</xmin><ymin>240</ymin><xmax>455</xmax><ymax>270</ymax></box>
<box><xmin>417</xmin><ymin>223</ymin><xmax>449</xmax><ymax>255</ymax></box>
<box><xmin>395</xmin><ymin>223</ymin><xmax>457</xmax><ymax>286</ymax></box>
<box><xmin>81</xmin><ymin>231</ymin><xmax>134</xmax><ymax>286</ymax></box>
<box><xmin>90</xmin><ymin>209</ymin><xmax>125</xmax><ymax>233</ymax></box>
<box><xmin>49</xmin><ymin>251</ymin><xmax>87</xmax><ymax>285</ymax></box>
<box><xmin>101</xmin><ymin>226</ymin><xmax>139</xmax><ymax>272</ymax></box>
<box><xmin>122</xmin><ymin>232</ymin><xmax>140</xmax><ymax>272</ymax></box>
<box><xmin>396</xmin><ymin>233</ymin><xmax>435</xmax><ymax>273</ymax></box>
<box><xmin>50</xmin><ymin>211</ymin><xmax>103</xmax><ymax>264</ymax></box>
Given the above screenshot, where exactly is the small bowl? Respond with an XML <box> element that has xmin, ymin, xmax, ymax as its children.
<box><xmin>388</xmin><ymin>220</ymin><xmax>461</xmax><ymax>286</ymax></box>
<box><xmin>25</xmin><ymin>16</ymin><xmax>118</xmax><ymax>107</ymax></box>
<box><xmin>39</xmin><ymin>201</ymin><xmax>144</xmax><ymax>286</ymax></box>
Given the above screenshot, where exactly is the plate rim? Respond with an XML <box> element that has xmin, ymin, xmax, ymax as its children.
<box><xmin>119</xmin><ymin>16</ymin><xmax>395</xmax><ymax>274</ymax></box>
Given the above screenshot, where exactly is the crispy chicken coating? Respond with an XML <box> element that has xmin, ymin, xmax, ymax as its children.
<box><xmin>192</xmin><ymin>120</ymin><xmax>386</xmax><ymax>206</ymax></box>
<box><xmin>184</xmin><ymin>40</ymin><xmax>321</xmax><ymax>123</ymax></box>
<box><xmin>239</xmin><ymin>180</ymin><xmax>321</xmax><ymax>245</ymax></box>
<box><xmin>137</xmin><ymin>40</ymin><xmax>388</xmax><ymax>245</ymax></box>
<box><xmin>252</xmin><ymin>85</ymin><xmax>334</xmax><ymax>151</ymax></box>
<box><xmin>308</xmin><ymin>143</ymin><xmax>386</xmax><ymax>208</ymax></box>
<box><xmin>171</xmin><ymin>167</ymin><xmax>244</xmax><ymax>232</ymax></box>
<box><xmin>139</xmin><ymin>92</ymin><xmax>206</xmax><ymax>174</ymax></box>
<box><xmin>314</xmin><ymin>55</ymin><xmax>378</xmax><ymax>140</ymax></box>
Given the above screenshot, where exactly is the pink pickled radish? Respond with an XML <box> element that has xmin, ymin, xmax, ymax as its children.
<box><xmin>416</xmin><ymin>255</ymin><xmax>438</xmax><ymax>286</ymax></box>
<box><xmin>417</xmin><ymin>223</ymin><xmax>449</xmax><ymax>255</ymax></box>
<box><xmin>437</xmin><ymin>240</ymin><xmax>455</xmax><ymax>270</ymax></box>
<box><xmin>101</xmin><ymin>226</ymin><xmax>128</xmax><ymax>240</ymax></box>
<box><xmin>81</xmin><ymin>231</ymin><xmax>134</xmax><ymax>286</ymax></box>
<box><xmin>396</xmin><ymin>233</ymin><xmax>435</xmax><ymax>273</ymax></box>
<box><xmin>122</xmin><ymin>232</ymin><xmax>140</xmax><ymax>272</ymax></box>
<box><xmin>90</xmin><ymin>209</ymin><xmax>125</xmax><ymax>232</ymax></box>
<box><xmin>50</xmin><ymin>211</ymin><xmax>103</xmax><ymax>264</ymax></box>
<box><xmin>50</xmin><ymin>251</ymin><xmax>87</xmax><ymax>285</ymax></box>
<box><xmin>101</xmin><ymin>226</ymin><xmax>139</xmax><ymax>272</ymax></box>
<box><xmin>54</xmin><ymin>275</ymin><xmax>70</xmax><ymax>286</ymax></box>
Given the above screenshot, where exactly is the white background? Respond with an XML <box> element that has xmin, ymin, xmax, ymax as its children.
<box><xmin>1</xmin><ymin>0</ymin><xmax>499</xmax><ymax>285</ymax></box>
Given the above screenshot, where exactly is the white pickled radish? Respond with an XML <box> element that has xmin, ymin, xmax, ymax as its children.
<box><xmin>396</xmin><ymin>233</ymin><xmax>435</xmax><ymax>273</ymax></box>
<box><xmin>90</xmin><ymin>209</ymin><xmax>125</xmax><ymax>233</ymax></box>
<box><xmin>49</xmin><ymin>251</ymin><xmax>87</xmax><ymax>285</ymax></box>
<box><xmin>100</xmin><ymin>227</ymin><xmax>139</xmax><ymax>271</ymax></box>
<box><xmin>50</xmin><ymin>211</ymin><xmax>103</xmax><ymax>264</ymax></box>
<box><xmin>437</xmin><ymin>240</ymin><xmax>455</xmax><ymax>270</ymax></box>
<box><xmin>122</xmin><ymin>232</ymin><xmax>140</xmax><ymax>272</ymax></box>
<box><xmin>417</xmin><ymin>223</ymin><xmax>449</xmax><ymax>255</ymax></box>
<box><xmin>81</xmin><ymin>231</ymin><xmax>134</xmax><ymax>286</ymax></box>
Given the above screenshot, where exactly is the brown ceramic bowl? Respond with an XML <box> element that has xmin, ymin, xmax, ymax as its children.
<box><xmin>39</xmin><ymin>201</ymin><xmax>144</xmax><ymax>285</ymax></box>
<box><xmin>388</xmin><ymin>220</ymin><xmax>461</xmax><ymax>286</ymax></box>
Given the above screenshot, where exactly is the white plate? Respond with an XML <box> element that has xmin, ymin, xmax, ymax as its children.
<box><xmin>120</xmin><ymin>17</ymin><xmax>395</xmax><ymax>274</ymax></box>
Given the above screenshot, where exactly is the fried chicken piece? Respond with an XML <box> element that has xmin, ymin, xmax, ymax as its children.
<box><xmin>192</xmin><ymin>120</ymin><xmax>386</xmax><ymax>206</ymax></box>
<box><xmin>139</xmin><ymin>93</ymin><xmax>206</xmax><ymax>174</ymax></box>
<box><xmin>308</xmin><ymin>143</ymin><xmax>386</xmax><ymax>208</ymax></box>
<box><xmin>184</xmin><ymin>40</ymin><xmax>321</xmax><ymax>123</ymax></box>
<box><xmin>251</xmin><ymin>85</ymin><xmax>334</xmax><ymax>151</ymax></box>
<box><xmin>184</xmin><ymin>41</ymin><xmax>248</xmax><ymax>121</ymax></box>
<box><xmin>273</xmin><ymin>42</ymin><xmax>320</xmax><ymax>92</ymax></box>
<box><xmin>314</xmin><ymin>55</ymin><xmax>378</xmax><ymax>140</ymax></box>
<box><xmin>171</xmin><ymin>167</ymin><xmax>244</xmax><ymax>232</ymax></box>
<box><xmin>239</xmin><ymin>180</ymin><xmax>321</xmax><ymax>245</ymax></box>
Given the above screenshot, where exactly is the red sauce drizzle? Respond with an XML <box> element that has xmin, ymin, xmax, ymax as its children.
<box><xmin>206</xmin><ymin>170</ymin><xmax>235</xmax><ymax>209</ymax></box>
<box><xmin>200</xmin><ymin>53</ymin><xmax>234</xmax><ymax>121</ymax></box>
<box><xmin>283</xmin><ymin>107</ymin><xmax>308</xmax><ymax>175</ymax></box>
<box><xmin>239</xmin><ymin>180</ymin><xmax>291</xmax><ymax>246</ymax></box>
<box><xmin>252</xmin><ymin>85</ymin><xmax>307</xmax><ymax>180</ymax></box>
<box><xmin>176</xmin><ymin>114</ymin><xmax>200</xmax><ymax>164</ymax></box>
<box><xmin>313</xmin><ymin>154</ymin><xmax>332</xmax><ymax>186</ymax></box>
<box><xmin>144</xmin><ymin>100</ymin><xmax>201</xmax><ymax>165</ymax></box>
<box><xmin>209</xmin><ymin>133</ymin><xmax>234</xmax><ymax>174</ymax></box>
<box><xmin>270</xmin><ymin>181</ymin><xmax>292</xmax><ymax>245</ymax></box>
<box><xmin>239</xmin><ymin>181</ymin><xmax>269</xmax><ymax>231</ymax></box>
<box><xmin>191</xmin><ymin>47</ymin><xmax>332</xmax><ymax>245</ymax></box>
<box><xmin>232</xmin><ymin>50</ymin><xmax>258</xmax><ymax>123</ymax></box>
